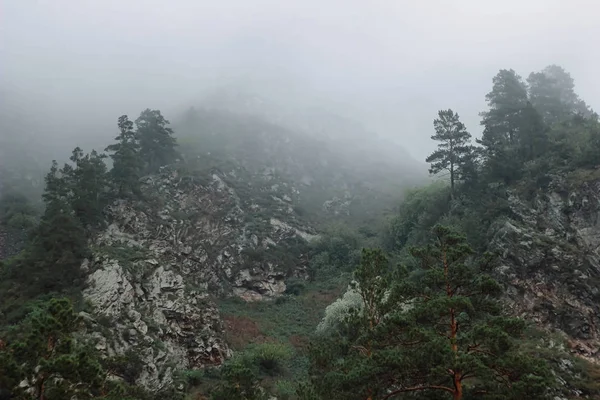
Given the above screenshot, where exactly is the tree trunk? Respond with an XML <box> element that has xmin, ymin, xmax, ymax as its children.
<box><xmin>453</xmin><ymin>376</ymin><xmax>463</xmax><ymax>400</ymax></box>
<box><xmin>450</xmin><ymin>163</ymin><xmax>455</xmax><ymax>200</ymax></box>
<box><xmin>444</xmin><ymin>245</ymin><xmax>462</xmax><ymax>400</ymax></box>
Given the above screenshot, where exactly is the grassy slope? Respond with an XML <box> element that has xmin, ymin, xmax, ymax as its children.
<box><xmin>216</xmin><ymin>273</ymin><xmax>350</xmax><ymax>374</ymax></box>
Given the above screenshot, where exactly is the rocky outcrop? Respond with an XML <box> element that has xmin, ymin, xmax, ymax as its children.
<box><xmin>489</xmin><ymin>174</ymin><xmax>600</xmax><ymax>361</ymax></box>
<box><xmin>83</xmin><ymin>256</ymin><xmax>228</xmax><ymax>390</ymax></box>
<box><xmin>82</xmin><ymin>166</ymin><xmax>317</xmax><ymax>389</ymax></box>
<box><xmin>322</xmin><ymin>194</ymin><xmax>352</xmax><ymax>216</ymax></box>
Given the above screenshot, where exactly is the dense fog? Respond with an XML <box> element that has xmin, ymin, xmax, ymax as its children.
<box><xmin>2</xmin><ymin>0</ymin><xmax>599</xmax><ymax>162</ymax></box>
<box><xmin>4</xmin><ymin>3</ymin><xmax>600</xmax><ymax>399</ymax></box>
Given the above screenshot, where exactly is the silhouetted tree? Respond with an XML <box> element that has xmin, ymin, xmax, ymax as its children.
<box><xmin>528</xmin><ymin>65</ymin><xmax>592</xmax><ymax>124</ymax></box>
<box><xmin>68</xmin><ymin>147</ymin><xmax>109</xmax><ymax>231</ymax></box>
<box><xmin>426</xmin><ymin>109</ymin><xmax>473</xmax><ymax>194</ymax></box>
<box><xmin>105</xmin><ymin>115</ymin><xmax>143</xmax><ymax>198</ymax></box>
<box><xmin>136</xmin><ymin>109</ymin><xmax>178</xmax><ymax>173</ymax></box>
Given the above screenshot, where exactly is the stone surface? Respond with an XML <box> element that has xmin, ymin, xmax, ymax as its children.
<box><xmin>489</xmin><ymin>176</ymin><xmax>600</xmax><ymax>362</ymax></box>
<box><xmin>82</xmin><ymin>166</ymin><xmax>317</xmax><ymax>390</ymax></box>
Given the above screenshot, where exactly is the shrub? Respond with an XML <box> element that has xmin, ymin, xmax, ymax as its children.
<box><xmin>284</xmin><ymin>278</ymin><xmax>306</xmax><ymax>296</ymax></box>
<box><xmin>274</xmin><ymin>380</ymin><xmax>296</xmax><ymax>400</ymax></box>
<box><xmin>315</xmin><ymin>286</ymin><xmax>362</xmax><ymax>333</ymax></box>
<box><xmin>245</xmin><ymin>342</ymin><xmax>293</xmax><ymax>376</ymax></box>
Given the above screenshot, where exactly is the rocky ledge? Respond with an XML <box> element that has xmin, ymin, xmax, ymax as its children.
<box><xmin>490</xmin><ymin>174</ymin><xmax>600</xmax><ymax>361</ymax></box>
<box><xmin>82</xmin><ymin>166</ymin><xmax>318</xmax><ymax>389</ymax></box>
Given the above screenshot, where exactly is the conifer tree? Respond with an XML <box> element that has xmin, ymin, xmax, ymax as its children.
<box><xmin>426</xmin><ymin>109</ymin><xmax>473</xmax><ymax>194</ymax></box>
<box><xmin>303</xmin><ymin>226</ymin><xmax>552</xmax><ymax>400</ymax></box>
<box><xmin>528</xmin><ymin>65</ymin><xmax>592</xmax><ymax>124</ymax></box>
<box><xmin>1</xmin><ymin>298</ymin><xmax>104</xmax><ymax>400</ymax></box>
<box><xmin>13</xmin><ymin>161</ymin><xmax>90</xmax><ymax>294</ymax></box>
<box><xmin>105</xmin><ymin>115</ymin><xmax>142</xmax><ymax>198</ymax></box>
<box><xmin>518</xmin><ymin>102</ymin><xmax>548</xmax><ymax>161</ymax></box>
<box><xmin>67</xmin><ymin>147</ymin><xmax>109</xmax><ymax>231</ymax></box>
<box><xmin>28</xmin><ymin>199</ymin><xmax>89</xmax><ymax>293</ymax></box>
<box><xmin>400</xmin><ymin>225</ymin><xmax>550</xmax><ymax>400</ymax></box>
<box><xmin>136</xmin><ymin>109</ymin><xmax>178</xmax><ymax>173</ymax></box>
<box><xmin>478</xmin><ymin>69</ymin><xmax>546</xmax><ymax>182</ymax></box>
<box><xmin>479</xmin><ymin>69</ymin><xmax>529</xmax><ymax>148</ymax></box>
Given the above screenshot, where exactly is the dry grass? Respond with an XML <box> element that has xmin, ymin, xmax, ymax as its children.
<box><xmin>222</xmin><ymin>314</ymin><xmax>274</xmax><ymax>350</ymax></box>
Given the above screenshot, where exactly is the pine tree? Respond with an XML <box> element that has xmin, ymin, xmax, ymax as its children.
<box><xmin>518</xmin><ymin>102</ymin><xmax>548</xmax><ymax>161</ymax></box>
<box><xmin>3</xmin><ymin>298</ymin><xmax>104</xmax><ymax>400</ymax></box>
<box><xmin>41</xmin><ymin>161</ymin><xmax>70</xmax><ymax>206</ymax></box>
<box><xmin>28</xmin><ymin>199</ymin><xmax>89</xmax><ymax>293</ymax></box>
<box><xmin>67</xmin><ymin>147</ymin><xmax>109</xmax><ymax>231</ymax></box>
<box><xmin>479</xmin><ymin>69</ymin><xmax>529</xmax><ymax>147</ymax></box>
<box><xmin>400</xmin><ymin>225</ymin><xmax>550</xmax><ymax>400</ymax></box>
<box><xmin>105</xmin><ymin>115</ymin><xmax>143</xmax><ymax>198</ymax></box>
<box><xmin>136</xmin><ymin>109</ymin><xmax>178</xmax><ymax>173</ymax></box>
<box><xmin>478</xmin><ymin>69</ymin><xmax>531</xmax><ymax>183</ymax></box>
<box><xmin>528</xmin><ymin>65</ymin><xmax>592</xmax><ymax>124</ymax></box>
<box><xmin>304</xmin><ymin>227</ymin><xmax>552</xmax><ymax>400</ymax></box>
<box><xmin>13</xmin><ymin>162</ymin><xmax>90</xmax><ymax>294</ymax></box>
<box><xmin>426</xmin><ymin>109</ymin><xmax>473</xmax><ymax>194</ymax></box>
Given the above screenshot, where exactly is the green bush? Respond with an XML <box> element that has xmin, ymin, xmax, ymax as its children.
<box><xmin>284</xmin><ymin>278</ymin><xmax>307</xmax><ymax>296</ymax></box>
<box><xmin>180</xmin><ymin>369</ymin><xmax>204</xmax><ymax>386</ymax></box>
<box><xmin>386</xmin><ymin>182</ymin><xmax>450</xmax><ymax>250</ymax></box>
<box><xmin>6</xmin><ymin>213</ymin><xmax>37</xmax><ymax>229</ymax></box>
<box><xmin>308</xmin><ymin>225</ymin><xmax>362</xmax><ymax>279</ymax></box>
<box><xmin>0</xmin><ymin>191</ymin><xmax>38</xmax><ymax>229</ymax></box>
<box><xmin>245</xmin><ymin>342</ymin><xmax>293</xmax><ymax>376</ymax></box>
<box><xmin>274</xmin><ymin>380</ymin><xmax>297</xmax><ymax>400</ymax></box>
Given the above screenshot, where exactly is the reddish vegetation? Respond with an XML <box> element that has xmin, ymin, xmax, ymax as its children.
<box><xmin>222</xmin><ymin>315</ymin><xmax>273</xmax><ymax>349</ymax></box>
<box><xmin>289</xmin><ymin>334</ymin><xmax>309</xmax><ymax>350</ymax></box>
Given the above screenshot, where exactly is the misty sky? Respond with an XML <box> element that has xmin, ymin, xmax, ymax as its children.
<box><xmin>2</xmin><ymin>0</ymin><xmax>599</xmax><ymax>161</ymax></box>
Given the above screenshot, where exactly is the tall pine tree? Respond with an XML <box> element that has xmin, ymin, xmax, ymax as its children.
<box><xmin>303</xmin><ymin>226</ymin><xmax>552</xmax><ymax>400</ymax></box>
<box><xmin>426</xmin><ymin>109</ymin><xmax>473</xmax><ymax>194</ymax></box>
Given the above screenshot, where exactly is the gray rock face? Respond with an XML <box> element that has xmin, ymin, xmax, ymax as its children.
<box><xmin>83</xmin><ymin>255</ymin><xmax>229</xmax><ymax>390</ymax></box>
<box><xmin>489</xmin><ymin>176</ymin><xmax>600</xmax><ymax>361</ymax></box>
<box><xmin>322</xmin><ymin>194</ymin><xmax>352</xmax><ymax>216</ymax></box>
<box><xmin>82</xmin><ymin>167</ymin><xmax>316</xmax><ymax>390</ymax></box>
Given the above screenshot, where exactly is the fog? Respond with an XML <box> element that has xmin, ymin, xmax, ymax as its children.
<box><xmin>2</xmin><ymin>0</ymin><xmax>600</xmax><ymax>162</ymax></box>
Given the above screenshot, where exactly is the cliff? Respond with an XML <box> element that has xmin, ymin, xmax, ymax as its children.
<box><xmin>491</xmin><ymin>171</ymin><xmax>600</xmax><ymax>361</ymax></box>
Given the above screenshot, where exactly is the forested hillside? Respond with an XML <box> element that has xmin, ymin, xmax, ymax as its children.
<box><xmin>1</xmin><ymin>64</ymin><xmax>600</xmax><ymax>400</ymax></box>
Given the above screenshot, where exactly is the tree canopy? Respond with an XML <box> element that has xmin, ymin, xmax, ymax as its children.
<box><xmin>303</xmin><ymin>226</ymin><xmax>551</xmax><ymax>400</ymax></box>
<box><xmin>426</xmin><ymin>109</ymin><xmax>473</xmax><ymax>193</ymax></box>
